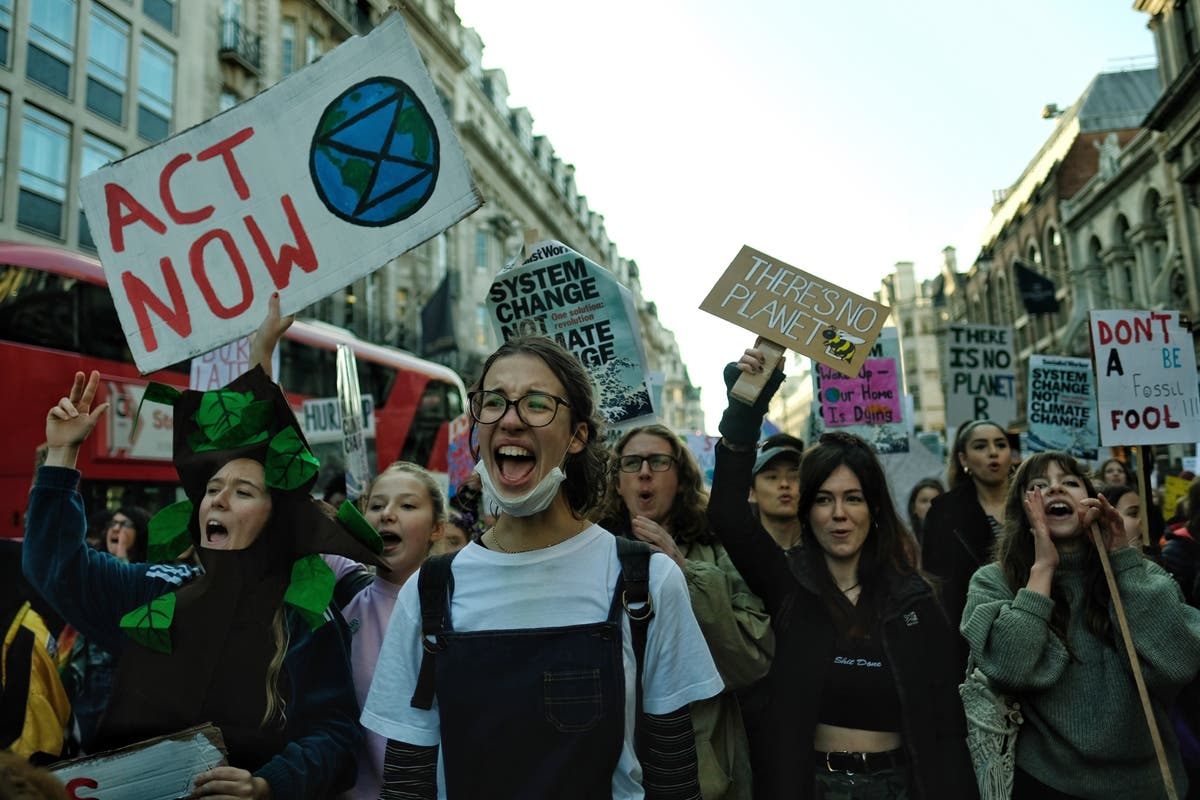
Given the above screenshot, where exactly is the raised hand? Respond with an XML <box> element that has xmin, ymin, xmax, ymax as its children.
<box><xmin>44</xmin><ymin>371</ymin><xmax>109</xmax><ymax>468</ymax></box>
<box><xmin>1082</xmin><ymin>493</ymin><xmax>1128</xmax><ymax>553</ymax></box>
<box><xmin>249</xmin><ymin>291</ymin><xmax>294</xmax><ymax>381</ymax></box>
<box><xmin>1024</xmin><ymin>486</ymin><xmax>1059</xmax><ymax>595</ymax></box>
<box><xmin>630</xmin><ymin>515</ymin><xmax>685</xmax><ymax>571</ymax></box>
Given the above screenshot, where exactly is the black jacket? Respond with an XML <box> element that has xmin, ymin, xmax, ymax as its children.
<box><xmin>708</xmin><ymin>443</ymin><xmax>977</xmax><ymax>800</ymax></box>
<box><xmin>920</xmin><ymin>480</ymin><xmax>994</xmax><ymax>668</ymax></box>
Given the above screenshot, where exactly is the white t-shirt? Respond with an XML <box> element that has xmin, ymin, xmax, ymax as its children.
<box><xmin>361</xmin><ymin>524</ymin><xmax>724</xmax><ymax>800</ymax></box>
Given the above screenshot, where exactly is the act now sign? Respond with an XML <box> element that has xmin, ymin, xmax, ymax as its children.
<box><xmin>79</xmin><ymin>13</ymin><xmax>480</xmax><ymax>375</ymax></box>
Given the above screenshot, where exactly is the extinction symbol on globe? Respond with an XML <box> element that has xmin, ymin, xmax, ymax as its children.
<box><xmin>309</xmin><ymin>77</ymin><xmax>440</xmax><ymax>226</ymax></box>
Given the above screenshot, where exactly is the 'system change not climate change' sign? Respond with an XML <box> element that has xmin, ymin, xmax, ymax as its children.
<box><xmin>79</xmin><ymin>13</ymin><xmax>481</xmax><ymax>375</ymax></box>
<box><xmin>699</xmin><ymin>246</ymin><xmax>890</xmax><ymax>378</ymax></box>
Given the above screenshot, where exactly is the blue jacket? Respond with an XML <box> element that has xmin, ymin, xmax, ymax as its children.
<box><xmin>24</xmin><ymin>466</ymin><xmax>360</xmax><ymax>799</ymax></box>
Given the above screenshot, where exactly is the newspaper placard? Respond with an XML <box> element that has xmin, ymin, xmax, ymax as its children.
<box><xmin>1089</xmin><ymin>310</ymin><xmax>1200</xmax><ymax>446</ymax></box>
<box><xmin>810</xmin><ymin>328</ymin><xmax>908</xmax><ymax>453</ymax></box>
<box><xmin>699</xmin><ymin>245</ymin><xmax>890</xmax><ymax>378</ymax></box>
<box><xmin>945</xmin><ymin>324</ymin><xmax>1017</xmax><ymax>429</ymax></box>
<box><xmin>1026</xmin><ymin>354</ymin><xmax>1098</xmax><ymax>460</ymax></box>
<box><xmin>299</xmin><ymin>395</ymin><xmax>375</xmax><ymax>445</ymax></box>
<box><xmin>78</xmin><ymin>13</ymin><xmax>481</xmax><ymax>374</ymax></box>
<box><xmin>487</xmin><ymin>239</ymin><xmax>654</xmax><ymax>428</ymax></box>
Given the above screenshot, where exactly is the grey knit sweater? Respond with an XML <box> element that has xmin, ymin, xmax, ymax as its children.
<box><xmin>962</xmin><ymin>547</ymin><xmax>1200</xmax><ymax>798</ymax></box>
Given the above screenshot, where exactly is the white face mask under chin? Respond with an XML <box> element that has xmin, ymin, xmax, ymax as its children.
<box><xmin>476</xmin><ymin>437</ymin><xmax>575</xmax><ymax>519</ymax></box>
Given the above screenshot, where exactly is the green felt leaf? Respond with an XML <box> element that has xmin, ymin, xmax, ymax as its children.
<box><xmin>147</xmin><ymin>500</ymin><xmax>194</xmax><ymax>563</ymax></box>
<box><xmin>131</xmin><ymin>383</ymin><xmax>182</xmax><ymax>444</ymax></box>
<box><xmin>284</xmin><ymin>555</ymin><xmax>336</xmax><ymax>630</ymax></box>
<box><xmin>205</xmin><ymin>400</ymin><xmax>273</xmax><ymax>449</ymax></box>
<box><xmin>195</xmin><ymin>390</ymin><xmax>256</xmax><ymax>443</ymax></box>
<box><xmin>265</xmin><ymin>427</ymin><xmax>320</xmax><ymax>490</ymax></box>
<box><xmin>119</xmin><ymin>593</ymin><xmax>176</xmax><ymax>654</ymax></box>
<box><xmin>337</xmin><ymin>499</ymin><xmax>384</xmax><ymax>554</ymax></box>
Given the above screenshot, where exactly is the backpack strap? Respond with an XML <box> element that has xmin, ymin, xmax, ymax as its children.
<box><xmin>409</xmin><ymin>552</ymin><xmax>458</xmax><ymax>710</ymax></box>
<box><xmin>333</xmin><ymin>566</ymin><xmax>374</xmax><ymax>611</ymax></box>
<box><xmin>0</xmin><ymin>613</ymin><xmax>34</xmax><ymax>750</ymax></box>
<box><xmin>615</xmin><ymin>537</ymin><xmax>654</xmax><ymax>754</ymax></box>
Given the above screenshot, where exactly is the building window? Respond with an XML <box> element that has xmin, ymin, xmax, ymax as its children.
<box><xmin>29</xmin><ymin>0</ymin><xmax>77</xmax><ymax>98</ymax></box>
<box><xmin>1184</xmin><ymin>0</ymin><xmax>1199</xmax><ymax>58</ymax></box>
<box><xmin>86</xmin><ymin>6</ymin><xmax>129</xmax><ymax>125</ymax></box>
<box><xmin>0</xmin><ymin>0</ymin><xmax>12</xmax><ymax>67</ymax></box>
<box><xmin>18</xmin><ymin>107</ymin><xmax>70</xmax><ymax>238</ymax></box>
<box><xmin>0</xmin><ymin>92</ymin><xmax>8</xmax><ymax>215</ymax></box>
<box><xmin>137</xmin><ymin>38</ymin><xmax>174</xmax><ymax>142</ymax></box>
<box><xmin>79</xmin><ymin>133</ymin><xmax>124</xmax><ymax>250</ymax></box>
<box><xmin>281</xmin><ymin>19</ymin><xmax>295</xmax><ymax>76</ymax></box>
<box><xmin>143</xmin><ymin>0</ymin><xmax>175</xmax><ymax>32</ymax></box>
<box><xmin>305</xmin><ymin>31</ymin><xmax>321</xmax><ymax>64</ymax></box>
<box><xmin>475</xmin><ymin>229</ymin><xmax>488</xmax><ymax>271</ymax></box>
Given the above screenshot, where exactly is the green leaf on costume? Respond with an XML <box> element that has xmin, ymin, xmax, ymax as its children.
<box><xmin>147</xmin><ymin>499</ymin><xmax>194</xmax><ymax>563</ymax></box>
<box><xmin>190</xmin><ymin>393</ymin><xmax>274</xmax><ymax>451</ymax></box>
<box><xmin>338</xmin><ymin>499</ymin><xmax>384</xmax><ymax>554</ymax></box>
<box><xmin>119</xmin><ymin>593</ymin><xmax>176</xmax><ymax>654</ymax></box>
<box><xmin>284</xmin><ymin>555</ymin><xmax>336</xmax><ymax>630</ymax></box>
<box><xmin>265</xmin><ymin>427</ymin><xmax>320</xmax><ymax>489</ymax></box>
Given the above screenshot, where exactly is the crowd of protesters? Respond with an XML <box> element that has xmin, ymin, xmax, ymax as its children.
<box><xmin>3</xmin><ymin>323</ymin><xmax>1200</xmax><ymax>800</ymax></box>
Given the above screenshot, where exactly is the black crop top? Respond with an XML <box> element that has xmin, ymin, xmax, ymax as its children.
<box><xmin>817</xmin><ymin>628</ymin><xmax>902</xmax><ymax>732</ymax></box>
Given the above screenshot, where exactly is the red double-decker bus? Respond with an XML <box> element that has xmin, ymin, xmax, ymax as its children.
<box><xmin>0</xmin><ymin>241</ymin><xmax>466</xmax><ymax>536</ymax></box>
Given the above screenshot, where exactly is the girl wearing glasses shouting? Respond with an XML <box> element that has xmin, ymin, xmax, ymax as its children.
<box><xmin>597</xmin><ymin>424</ymin><xmax>773</xmax><ymax>800</ymax></box>
<box><xmin>363</xmin><ymin>336</ymin><xmax>723</xmax><ymax>799</ymax></box>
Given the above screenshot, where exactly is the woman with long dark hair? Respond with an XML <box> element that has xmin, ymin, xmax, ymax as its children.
<box><xmin>708</xmin><ymin>350</ymin><xmax>975</xmax><ymax>799</ymax></box>
<box><xmin>922</xmin><ymin>419</ymin><xmax>1013</xmax><ymax>663</ymax></box>
<box><xmin>962</xmin><ymin>451</ymin><xmax>1200</xmax><ymax>797</ymax></box>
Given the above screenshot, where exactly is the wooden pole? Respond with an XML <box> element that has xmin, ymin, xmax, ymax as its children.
<box><xmin>731</xmin><ymin>338</ymin><xmax>786</xmax><ymax>406</ymax></box>
<box><xmin>1090</xmin><ymin>522</ymin><xmax>1179</xmax><ymax>799</ymax></box>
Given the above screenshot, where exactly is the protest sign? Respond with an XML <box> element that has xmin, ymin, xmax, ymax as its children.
<box><xmin>684</xmin><ymin>433</ymin><xmax>719</xmax><ymax>485</ymax></box>
<box><xmin>699</xmin><ymin>245</ymin><xmax>890</xmax><ymax>378</ymax></box>
<box><xmin>446</xmin><ymin>411</ymin><xmax>475</xmax><ymax>495</ymax></box>
<box><xmin>810</xmin><ymin>328</ymin><xmax>908</xmax><ymax>453</ymax></box>
<box><xmin>53</xmin><ymin>724</ymin><xmax>226</xmax><ymax>800</ymax></box>
<box><xmin>189</xmin><ymin>336</ymin><xmax>280</xmax><ymax>390</ymax></box>
<box><xmin>1164</xmin><ymin>474</ymin><xmax>1190</xmax><ymax>521</ymax></box>
<box><xmin>1026</xmin><ymin>354</ymin><xmax>1099</xmax><ymax>460</ymax></box>
<box><xmin>300</xmin><ymin>395</ymin><xmax>375</xmax><ymax>444</ymax></box>
<box><xmin>487</xmin><ymin>239</ymin><xmax>654</xmax><ymax>428</ymax></box>
<box><xmin>102</xmin><ymin>380</ymin><xmax>174</xmax><ymax>461</ymax></box>
<box><xmin>78</xmin><ymin>13</ymin><xmax>481</xmax><ymax>375</ymax></box>
<box><xmin>945</xmin><ymin>324</ymin><xmax>1017</xmax><ymax>429</ymax></box>
<box><xmin>1089</xmin><ymin>310</ymin><xmax>1200</xmax><ymax>446</ymax></box>
<box><xmin>337</xmin><ymin>344</ymin><xmax>372</xmax><ymax>501</ymax></box>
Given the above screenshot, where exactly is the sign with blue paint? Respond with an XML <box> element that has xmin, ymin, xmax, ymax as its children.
<box><xmin>487</xmin><ymin>239</ymin><xmax>654</xmax><ymax>429</ymax></box>
<box><xmin>1089</xmin><ymin>309</ymin><xmax>1200</xmax><ymax>446</ymax></box>
<box><xmin>79</xmin><ymin>12</ymin><xmax>481</xmax><ymax>374</ymax></box>
<box><xmin>1026</xmin><ymin>354</ymin><xmax>1098</xmax><ymax>459</ymax></box>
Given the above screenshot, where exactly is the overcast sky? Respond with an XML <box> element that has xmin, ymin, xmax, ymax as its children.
<box><xmin>451</xmin><ymin>1</ymin><xmax>1157</xmax><ymax>432</ymax></box>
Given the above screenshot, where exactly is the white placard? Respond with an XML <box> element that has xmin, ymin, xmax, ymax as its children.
<box><xmin>945</xmin><ymin>323</ymin><xmax>1017</xmax><ymax>429</ymax></box>
<box><xmin>79</xmin><ymin>13</ymin><xmax>481</xmax><ymax>374</ymax></box>
<box><xmin>300</xmin><ymin>394</ymin><xmax>376</xmax><ymax>445</ymax></box>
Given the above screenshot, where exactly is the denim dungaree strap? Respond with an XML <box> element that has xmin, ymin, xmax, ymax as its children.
<box><xmin>410</xmin><ymin>540</ymin><xmax>653</xmax><ymax>799</ymax></box>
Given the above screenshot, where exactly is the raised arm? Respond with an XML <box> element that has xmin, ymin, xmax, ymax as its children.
<box><xmin>43</xmin><ymin>370</ymin><xmax>110</xmax><ymax>470</ymax></box>
<box><xmin>248</xmin><ymin>292</ymin><xmax>294</xmax><ymax>382</ymax></box>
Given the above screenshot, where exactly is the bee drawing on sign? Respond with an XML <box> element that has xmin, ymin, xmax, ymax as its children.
<box><xmin>822</xmin><ymin>328</ymin><xmax>863</xmax><ymax>362</ymax></box>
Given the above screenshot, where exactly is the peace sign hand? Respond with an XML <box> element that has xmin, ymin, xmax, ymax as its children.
<box><xmin>44</xmin><ymin>371</ymin><xmax>109</xmax><ymax>468</ymax></box>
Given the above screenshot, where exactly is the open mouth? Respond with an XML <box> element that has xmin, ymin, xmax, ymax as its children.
<box><xmin>379</xmin><ymin>531</ymin><xmax>402</xmax><ymax>550</ymax></box>
<box><xmin>205</xmin><ymin>519</ymin><xmax>230</xmax><ymax>546</ymax></box>
<box><xmin>1045</xmin><ymin>501</ymin><xmax>1073</xmax><ymax>518</ymax></box>
<box><xmin>495</xmin><ymin>445</ymin><xmax>536</xmax><ymax>484</ymax></box>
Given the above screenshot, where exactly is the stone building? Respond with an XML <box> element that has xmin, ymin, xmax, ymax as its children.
<box><xmin>877</xmin><ymin>257</ymin><xmax>947</xmax><ymax>435</ymax></box>
<box><xmin>0</xmin><ymin>0</ymin><xmax>702</xmax><ymax>426</ymax></box>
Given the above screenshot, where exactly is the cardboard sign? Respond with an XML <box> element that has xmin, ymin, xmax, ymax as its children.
<box><xmin>52</xmin><ymin>724</ymin><xmax>226</xmax><ymax>800</ymax></box>
<box><xmin>1026</xmin><ymin>354</ymin><xmax>1099</xmax><ymax>460</ymax></box>
<box><xmin>78</xmin><ymin>13</ymin><xmax>481</xmax><ymax>375</ymax></box>
<box><xmin>446</xmin><ymin>411</ymin><xmax>474</xmax><ymax>495</ymax></box>
<box><xmin>945</xmin><ymin>324</ymin><xmax>1017</xmax><ymax>429</ymax></box>
<box><xmin>300</xmin><ymin>395</ymin><xmax>375</xmax><ymax>445</ymax></box>
<box><xmin>189</xmin><ymin>336</ymin><xmax>280</xmax><ymax>390</ymax></box>
<box><xmin>699</xmin><ymin>245</ymin><xmax>890</xmax><ymax>378</ymax></box>
<box><xmin>337</xmin><ymin>344</ymin><xmax>372</xmax><ymax>501</ymax></box>
<box><xmin>810</xmin><ymin>328</ymin><xmax>908</xmax><ymax>453</ymax></box>
<box><xmin>1089</xmin><ymin>310</ymin><xmax>1200</xmax><ymax>446</ymax></box>
<box><xmin>487</xmin><ymin>239</ymin><xmax>654</xmax><ymax>428</ymax></box>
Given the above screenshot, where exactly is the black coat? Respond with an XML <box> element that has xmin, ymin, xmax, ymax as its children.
<box><xmin>708</xmin><ymin>443</ymin><xmax>978</xmax><ymax>800</ymax></box>
<box><xmin>920</xmin><ymin>481</ymin><xmax>994</xmax><ymax>668</ymax></box>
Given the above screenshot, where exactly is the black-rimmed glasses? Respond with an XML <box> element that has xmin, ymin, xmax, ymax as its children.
<box><xmin>618</xmin><ymin>454</ymin><xmax>677</xmax><ymax>473</ymax></box>
<box><xmin>468</xmin><ymin>390</ymin><xmax>571</xmax><ymax>428</ymax></box>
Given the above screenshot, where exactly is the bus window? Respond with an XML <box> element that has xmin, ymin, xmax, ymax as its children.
<box><xmin>0</xmin><ymin>265</ymin><xmax>78</xmax><ymax>351</ymax></box>
<box><xmin>358</xmin><ymin>358</ymin><xmax>396</xmax><ymax>407</ymax></box>
<box><xmin>279</xmin><ymin>337</ymin><xmax>337</xmax><ymax>397</ymax></box>
<box><xmin>79</xmin><ymin>280</ymin><xmax>136</xmax><ymax>365</ymax></box>
<box><xmin>401</xmin><ymin>380</ymin><xmax>455</xmax><ymax>466</ymax></box>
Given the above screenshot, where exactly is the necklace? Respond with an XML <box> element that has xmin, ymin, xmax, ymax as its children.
<box><xmin>489</xmin><ymin>527</ymin><xmax>513</xmax><ymax>553</ymax></box>
<box><xmin>840</xmin><ymin>582</ymin><xmax>860</xmax><ymax>594</ymax></box>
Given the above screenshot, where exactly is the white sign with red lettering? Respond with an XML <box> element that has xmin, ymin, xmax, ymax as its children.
<box><xmin>78</xmin><ymin>12</ymin><xmax>481</xmax><ymax>375</ymax></box>
<box><xmin>1088</xmin><ymin>309</ymin><xmax>1200</xmax><ymax>446</ymax></box>
<box><xmin>104</xmin><ymin>380</ymin><xmax>174</xmax><ymax>461</ymax></box>
<box><xmin>52</xmin><ymin>725</ymin><xmax>226</xmax><ymax>800</ymax></box>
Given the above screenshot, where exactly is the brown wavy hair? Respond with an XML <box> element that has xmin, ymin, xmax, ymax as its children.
<box><xmin>994</xmin><ymin>451</ymin><xmax>1112</xmax><ymax>648</ymax></box>
<box><xmin>597</xmin><ymin>424</ymin><xmax>712</xmax><ymax>546</ymax></box>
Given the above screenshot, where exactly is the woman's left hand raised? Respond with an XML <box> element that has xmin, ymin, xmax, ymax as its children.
<box><xmin>1081</xmin><ymin>494</ymin><xmax>1128</xmax><ymax>553</ymax></box>
<box><xmin>630</xmin><ymin>516</ymin><xmax>686</xmax><ymax>571</ymax></box>
<box><xmin>190</xmin><ymin>767</ymin><xmax>272</xmax><ymax>799</ymax></box>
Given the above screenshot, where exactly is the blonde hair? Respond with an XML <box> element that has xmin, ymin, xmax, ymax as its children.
<box><xmin>360</xmin><ymin>462</ymin><xmax>448</xmax><ymax>528</ymax></box>
<box><xmin>261</xmin><ymin>605</ymin><xmax>291</xmax><ymax>728</ymax></box>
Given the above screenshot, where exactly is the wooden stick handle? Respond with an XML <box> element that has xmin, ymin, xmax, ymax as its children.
<box><xmin>1090</xmin><ymin>522</ymin><xmax>1179</xmax><ymax>800</ymax></box>
<box><xmin>731</xmin><ymin>338</ymin><xmax>787</xmax><ymax>406</ymax></box>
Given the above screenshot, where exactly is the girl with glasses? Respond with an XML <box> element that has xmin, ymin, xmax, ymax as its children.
<box><xmin>363</xmin><ymin>336</ymin><xmax>723</xmax><ymax>799</ymax></box>
<box><xmin>708</xmin><ymin>348</ymin><xmax>976</xmax><ymax>799</ymax></box>
<box><xmin>597</xmin><ymin>424</ymin><xmax>773</xmax><ymax>800</ymax></box>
